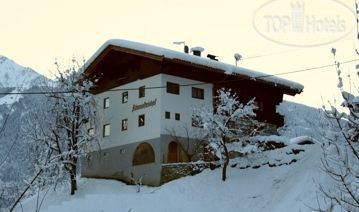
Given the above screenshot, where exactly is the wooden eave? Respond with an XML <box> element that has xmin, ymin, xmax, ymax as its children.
<box><xmin>84</xmin><ymin>45</ymin><xmax>164</xmax><ymax>77</ymax></box>
<box><xmin>84</xmin><ymin>45</ymin><xmax>302</xmax><ymax>96</ymax></box>
<box><xmin>162</xmin><ymin>57</ymin><xmax>301</xmax><ymax>96</ymax></box>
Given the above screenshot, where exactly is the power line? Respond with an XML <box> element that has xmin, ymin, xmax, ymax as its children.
<box><xmin>0</xmin><ymin>90</ymin><xmax>74</xmax><ymax>95</ymax></box>
<box><xmin>257</xmin><ymin>58</ymin><xmax>359</xmax><ymax>78</ymax></box>
<box><xmin>0</xmin><ymin>134</ymin><xmax>19</xmax><ymax>168</ymax></box>
<box><xmin>241</xmin><ymin>49</ymin><xmax>302</xmax><ymax>60</ymax></box>
<box><xmin>240</xmin><ymin>37</ymin><xmax>355</xmax><ymax>61</ymax></box>
<box><xmin>0</xmin><ymin>81</ymin><xmax>25</xmax><ymax>168</ymax></box>
<box><xmin>0</xmin><ymin>57</ymin><xmax>358</xmax><ymax>95</ymax></box>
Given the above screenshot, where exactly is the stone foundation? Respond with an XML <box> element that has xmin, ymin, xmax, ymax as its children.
<box><xmin>160</xmin><ymin>162</ymin><xmax>210</xmax><ymax>184</ymax></box>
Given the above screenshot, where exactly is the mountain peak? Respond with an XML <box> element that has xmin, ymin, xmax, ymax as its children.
<box><xmin>0</xmin><ymin>55</ymin><xmax>45</xmax><ymax>89</ymax></box>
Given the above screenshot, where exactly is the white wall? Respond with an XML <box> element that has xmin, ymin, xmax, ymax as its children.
<box><xmin>92</xmin><ymin>74</ymin><xmax>213</xmax><ymax>151</ymax></box>
<box><xmin>95</xmin><ymin>75</ymin><xmax>162</xmax><ymax>150</ymax></box>
<box><xmin>160</xmin><ymin>74</ymin><xmax>213</xmax><ymax>138</ymax></box>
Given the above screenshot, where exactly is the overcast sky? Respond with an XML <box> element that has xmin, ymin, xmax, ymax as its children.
<box><xmin>0</xmin><ymin>0</ymin><xmax>357</xmax><ymax>107</ymax></box>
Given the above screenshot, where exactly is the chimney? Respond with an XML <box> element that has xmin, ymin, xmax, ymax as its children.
<box><xmin>190</xmin><ymin>46</ymin><xmax>204</xmax><ymax>57</ymax></box>
<box><xmin>184</xmin><ymin>45</ymin><xmax>189</xmax><ymax>53</ymax></box>
<box><xmin>207</xmin><ymin>54</ymin><xmax>218</xmax><ymax>61</ymax></box>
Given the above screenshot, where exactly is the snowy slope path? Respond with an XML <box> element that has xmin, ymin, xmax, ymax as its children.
<box><xmin>19</xmin><ymin>141</ymin><xmax>323</xmax><ymax>212</ymax></box>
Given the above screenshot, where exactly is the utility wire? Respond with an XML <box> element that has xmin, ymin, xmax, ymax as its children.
<box><xmin>0</xmin><ymin>58</ymin><xmax>358</xmax><ymax>95</ymax></box>
<box><xmin>0</xmin><ymin>133</ymin><xmax>20</xmax><ymax>168</ymax></box>
<box><xmin>0</xmin><ymin>81</ymin><xmax>25</xmax><ymax>168</ymax></box>
<box><xmin>241</xmin><ymin>49</ymin><xmax>302</xmax><ymax>60</ymax></box>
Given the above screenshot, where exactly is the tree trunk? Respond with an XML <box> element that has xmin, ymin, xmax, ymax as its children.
<box><xmin>222</xmin><ymin>142</ymin><xmax>229</xmax><ymax>181</ymax></box>
<box><xmin>70</xmin><ymin>164</ymin><xmax>77</xmax><ymax>195</ymax></box>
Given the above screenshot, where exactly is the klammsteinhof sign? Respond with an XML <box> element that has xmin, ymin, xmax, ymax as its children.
<box><xmin>132</xmin><ymin>99</ymin><xmax>157</xmax><ymax>112</ymax></box>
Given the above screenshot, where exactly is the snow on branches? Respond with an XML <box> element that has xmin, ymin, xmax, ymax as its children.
<box><xmin>23</xmin><ymin>59</ymin><xmax>98</xmax><ymax>196</ymax></box>
<box><xmin>318</xmin><ymin>48</ymin><xmax>359</xmax><ymax>211</ymax></box>
<box><xmin>193</xmin><ymin>88</ymin><xmax>257</xmax><ymax>181</ymax></box>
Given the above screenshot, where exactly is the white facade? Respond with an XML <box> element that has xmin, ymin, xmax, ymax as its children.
<box><xmin>93</xmin><ymin>73</ymin><xmax>213</xmax><ymax>151</ymax></box>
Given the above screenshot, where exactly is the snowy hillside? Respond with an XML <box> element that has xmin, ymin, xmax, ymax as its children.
<box><xmin>0</xmin><ymin>55</ymin><xmax>47</xmax><ymax>106</ymax></box>
<box><xmin>0</xmin><ymin>56</ymin><xmax>49</xmax><ymax>210</ymax></box>
<box><xmin>19</xmin><ymin>144</ymin><xmax>322</xmax><ymax>212</ymax></box>
<box><xmin>19</xmin><ymin>142</ymin><xmax>324</xmax><ymax>212</ymax></box>
<box><xmin>0</xmin><ymin>55</ymin><xmax>44</xmax><ymax>89</ymax></box>
<box><xmin>16</xmin><ymin>101</ymin><xmax>335</xmax><ymax>212</ymax></box>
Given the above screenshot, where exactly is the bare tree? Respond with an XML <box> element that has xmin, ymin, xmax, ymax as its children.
<box><xmin>193</xmin><ymin>88</ymin><xmax>257</xmax><ymax>181</ymax></box>
<box><xmin>22</xmin><ymin>59</ymin><xmax>97</xmax><ymax>196</ymax></box>
<box><xmin>319</xmin><ymin>47</ymin><xmax>359</xmax><ymax>211</ymax></box>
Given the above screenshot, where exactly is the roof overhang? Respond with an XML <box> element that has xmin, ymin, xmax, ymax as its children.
<box><xmin>84</xmin><ymin>39</ymin><xmax>304</xmax><ymax>96</ymax></box>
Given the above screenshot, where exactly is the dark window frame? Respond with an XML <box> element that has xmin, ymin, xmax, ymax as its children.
<box><xmin>175</xmin><ymin>113</ymin><xmax>180</xmax><ymax>121</ymax></box>
<box><xmin>165</xmin><ymin>111</ymin><xmax>171</xmax><ymax>119</ymax></box>
<box><xmin>166</xmin><ymin>82</ymin><xmax>180</xmax><ymax>95</ymax></box>
<box><xmin>139</xmin><ymin>86</ymin><xmax>145</xmax><ymax>98</ymax></box>
<box><xmin>103</xmin><ymin>124</ymin><xmax>110</xmax><ymax>137</ymax></box>
<box><xmin>138</xmin><ymin>114</ymin><xmax>145</xmax><ymax>127</ymax></box>
<box><xmin>122</xmin><ymin>91</ymin><xmax>128</xmax><ymax>103</ymax></box>
<box><xmin>192</xmin><ymin>87</ymin><xmax>204</xmax><ymax>99</ymax></box>
<box><xmin>122</xmin><ymin>119</ymin><xmax>128</xmax><ymax>131</ymax></box>
<box><xmin>104</xmin><ymin>97</ymin><xmax>110</xmax><ymax>109</ymax></box>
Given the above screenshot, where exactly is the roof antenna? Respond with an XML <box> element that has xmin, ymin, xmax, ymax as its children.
<box><xmin>234</xmin><ymin>53</ymin><xmax>242</xmax><ymax>66</ymax></box>
<box><xmin>173</xmin><ymin>41</ymin><xmax>189</xmax><ymax>53</ymax></box>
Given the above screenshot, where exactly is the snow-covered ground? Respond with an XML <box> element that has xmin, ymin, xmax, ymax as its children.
<box><xmin>18</xmin><ymin>141</ymin><xmax>324</xmax><ymax>212</ymax></box>
<box><xmin>0</xmin><ymin>89</ymin><xmax>23</xmax><ymax>106</ymax></box>
<box><xmin>16</xmin><ymin>101</ymin><xmax>334</xmax><ymax>212</ymax></box>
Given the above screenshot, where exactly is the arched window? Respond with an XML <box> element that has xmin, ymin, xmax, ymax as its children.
<box><xmin>132</xmin><ymin>142</ymin><xmax>155</xmax><ymax>166</ymax></box>
<box><xmin>167</xmin><ymin>141</ymin><xmax>189</xmax><ymax>163</ymax></box>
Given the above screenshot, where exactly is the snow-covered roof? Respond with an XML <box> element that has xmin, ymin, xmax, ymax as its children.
<box><xmin>84</xmin><ymin>39</ymin><xmax>304</xmax><ymax>92</ymax></box>
<box><xmin>190</xmin><ymin>46</ymin><xmax>204</xmax><ymax>52</ymax></box>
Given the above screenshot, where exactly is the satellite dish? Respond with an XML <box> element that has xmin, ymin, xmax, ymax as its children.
<box><xmin>234</xmin><ymin>53</ymin><xmax>242</xmax><ymax>61</ymax></box>
<box><xmin>234</xmin><ymin>53</ymin><xmax>242</xmax><ymax>66</ymax></box>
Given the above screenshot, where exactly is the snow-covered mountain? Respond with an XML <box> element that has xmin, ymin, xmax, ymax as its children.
<box><xmin>0</xmin><ymin>56</ymin><xmax>48</xmax><ymax>210</ymax></box>
<box><xmin>0</xmin><ymin>55</ymin><xmax>45</xmax><ymax>89</ymax></box>
<box><xmin>0</xmin><ymin>55</ymin><xmax>48</xmax><ymax>106</ymax></box>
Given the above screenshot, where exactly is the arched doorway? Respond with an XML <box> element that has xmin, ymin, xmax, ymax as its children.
<box><xmin>167</xmin><ymin>141</ymin><xmax>189</xmax><ymax>163</ymax></box>
<box><xmin>132</xmin><ymin>142</ymin><xmax>155</xmax><ymax>166</ymax></box>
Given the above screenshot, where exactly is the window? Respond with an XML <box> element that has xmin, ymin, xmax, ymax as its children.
<box><xmin>88</xmin><ymin>128</ymin><xmax>95</xmax><ymax>135</ymax></box>
<box><xmin>138</xmin><ymin>114</ymin><xmax>145</xmax><ymax>127</ymax></box>
<box><xmin>120</xmin><ymin>148</ymin><xmax>126</xmax><ymax>154</ymax></box>
<box><xmin>122</xmin><ymin>119</ymin><xmax>128</xmax><ymax>131</ymax></box>
<box><xmin>175</xmin><ymin>113</ymin><xmax>180</xmax><ymax>121</ymax></box>
<box><xmin>192</xmin><ymin>115</ymin><xmax>203</xmax><ymax>128</ymax></box>
<box><xmin>166</xmin><ymin>82</ymin><xmax>180</xmax><ymax>95</ymax></box>
<box><xmin>122</xmin><ymin>91</ymin><xmax>128</xmax><ymax>103</ymax></box>
<box><xmin>139</xmin><ymin>86</ymin><xmax>145</xmax><ymax>98</ymax></box>
<box><xmin>165</xmin><ymin>111</ymin><xmax>171</xmax><ymax>119</ymax></box>
<box><xmin>103</xmin><ymin>124</ymin><xmax>110</xmax><ymax>137</ymax></box>
<box><xmin>192</xmin><ymin>87</ymin><xmax>204</xmax><ymax>99</ymax></box>
<box><xmin>104</xmin><ymin>97</ymin><xmax>110</xmax><ymax>109</ymax></box>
